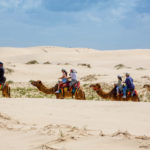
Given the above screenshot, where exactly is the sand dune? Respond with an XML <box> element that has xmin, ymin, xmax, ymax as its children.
<box><xmin>1</xmin><ymin>46</ymin><xmax>150</xmax><ymax>83</ymax></box>
<box><xmin>0</xmin><ymin>46</ymin><xmax>150</xmax><ymax>149</ymax></box>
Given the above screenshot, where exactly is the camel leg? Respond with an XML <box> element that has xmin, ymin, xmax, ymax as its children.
<box><xmin>2</xmin><ymin>84</ymin><xmax>10</xmax><ymax>98</ymax></box>
<box><xmin>55</xmin><ymin>93</ymin><xmax>64</xmax><ymax>99</ymax></box>
<box><xmin>75</xmin><ymin>89</ymin><xmax>86</xmax><ymax>100</ymax></box>
<box><xmin>8</xmin><ymin>86</ymin><xmax>11</xmax><ymax>98</ymax></box>
<box><xmin>73</xmin><ymin>94</ymin><xmax>85</xmax><ymax>100</ymax></box>
<box><xmin>2</xmin><ymin>88</ymin><xmax>7</xmax><ymax>97</ymax></box>
<box><xmin>133</xmin><ymin>96</ymin><xmax>140</xmax><ymax>102</ymax></box>
<box><xmin>0</xmin><ymin>85</ymin><xmax>4</xmax><ymax>97</ymax></box>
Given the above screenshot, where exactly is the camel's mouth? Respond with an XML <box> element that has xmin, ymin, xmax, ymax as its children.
<box><xmin>90</xmin><ymin>85</ymin><xmax>97</xmax><ymax>91</ymax></box>
<box><xmin>143</xmin><ymin>84</ymin><xmax>150</xmax><ymax>88</ymax></box>
<box><xmin>31</xmin><ymin>81</ymin><xmax>36</xmax><ymax>86</ymax></box>
<box><xmin>90</xmin><ymin>84</ymin><xmax>100</xmax><ymax>91</ymax></box>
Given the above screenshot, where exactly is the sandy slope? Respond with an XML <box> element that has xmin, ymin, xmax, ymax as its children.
<box><xmin>0</xmin><ymin>46</ymin><xmax>150</xmax><ymax>83</ymax></box>
<box><xmin>0</xmin><ymin>46</ymin><xmax>150</xmax><ymax>149</ymax></box>
<box><xmin>0</xmin><ymin>99</ymin><xmax>150</xmax><ymax>150</ymax></box>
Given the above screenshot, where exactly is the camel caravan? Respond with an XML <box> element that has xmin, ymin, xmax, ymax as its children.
<box><xmin>30</xmin><ymin>70</ymin><xmax>140</xmax><ymax>101</ymax></box>
<box><xmin>0</xmin><ymin>61</ymin><xmax>141</xmax><ymax>101</ymax></box>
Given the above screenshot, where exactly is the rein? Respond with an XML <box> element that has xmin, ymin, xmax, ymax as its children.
<box><xmin>93</xmin><ymin>87</ymin><xmax>100</xmax><ymax>92</ymax></box>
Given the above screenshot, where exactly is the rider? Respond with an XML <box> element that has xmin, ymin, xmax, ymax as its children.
<box><xmin>68</xmin><ymin>69</ymin><xmax>78</xmax><ymax>89</ymax></box>
<box><xmin>55</xmin><ymin>69</ymin><xmax>68</xmax><ymax>93</ymax></box>
<box><xmin>116</xmin><ymin>75</ymin><xmax>123</xmax><ymax>96</ymax></box>
<box><xmin>122</xmin><ymin>73</ymin><xmax>135</xmax><ymax>98</ymax></box>
<box><xmin>0</xmin><ymin>62</ymin><xmax>6</xmax><ymax>84</ymax></box>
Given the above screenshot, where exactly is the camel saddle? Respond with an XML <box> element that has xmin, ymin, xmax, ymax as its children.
<box><xmin>60</xmin><ymin>81</ymin><xmax>80</xmax><ymax>96</ymax></box>
<box><xmin>114</xmin><ymin>85</ymin><xmax>138</xmax><ymax>97</ymax></box>
<box><xmin>60</xmin><ymin>81</ymin><xmax>80</xmax><ymax>89</ymax></box>
<box><xmin>117</xmin><ymin>89</ymin><xmax>138</xmax><ymax>97</ymax></box>
<box><xmin>0</xmin><ymin>83</ymin><xmax>4</xmax><ymax>90</ymax></box>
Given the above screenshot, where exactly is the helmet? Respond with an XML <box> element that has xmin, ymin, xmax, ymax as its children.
<box><xmin>71</xmin><ymin>69</ymin><xmax>77</xmax><ymax>73</ymax></box>
<box><xmin>117</xmin><ymin>75</ymin><xmax>121</xmax><ymax>78</ymax></box>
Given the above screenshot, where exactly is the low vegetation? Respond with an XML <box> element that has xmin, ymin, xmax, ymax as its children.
<box><xmin>114</xmin><ymin>64</ymin><xmax>131</xmax><ymax>70</ymax></box>
<box><xmin>26</xmin><ymin>60</ymin><xmax>39</xmax><ymax>64</ymax></box>
<box><xmin>57</xmin><ymin>62</ymin><xmax>71</xmax><ymax>65</ymax></box>
<box><xmin>0</xmin><ymin>82</ymin><xmax>150</xmax><ymax>102</ymax></box>
<box><xmin>64</xmin><ymin>62</ymin><xmax>71</xmax><ymax>65</ymax></box>
<box><xmin>80</xmin><ymin>74</ymin><xmax>98</xmax><ymax>82</ymax></box>
<box><xmin>141</xmin><ymin>76</ymin><xmax>150</xmax><ymax>81</ymax></box>
<box><xmin>43</xmin><ymin>61</ymin><xmax>51</xmax><ymax>64</ymax></box>
<box><xmin>136</xmin><ymin>67</ymin><xmax>146</xmax><ymax>70</ymax></box>
<box><xmin>5</xmin><ymin>68</ymin><xmax>14</xmax><ymax>74</ymax></box>
<box><xmin>7</xmin><ymin>80</ymin><xmax>14</xmax><ymax>84</ymax></box>
<box><xmin>78</xmin><ymin>63</ymin><xmax>91</xmax><ymax>68</ymax></box>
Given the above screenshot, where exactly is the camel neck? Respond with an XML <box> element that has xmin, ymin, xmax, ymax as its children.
<box><xmin>37</xmin><ymin>83</ymin><xmax>54</xmax><ymax>94</ymax></box>
<box><xmin>96</xmin><ymin>88</ymin><xmax>110</xmax><ymax>99</ymax></box>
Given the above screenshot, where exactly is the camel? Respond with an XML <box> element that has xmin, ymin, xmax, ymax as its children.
<box><xmin>0</xmin><ymin>82</ymin><xmax>11</xmax><ymax>98</ymax></box>
<box><xmin>31</xmin><ymin>80</ymin><xmax>86</xmax><ymax>100</ymax></box>
<box><xmin>90</xmin><ymin>83</ymin><xmax>139</xmax><ymax>102</ymax></box>
<box><xmin>143</xmin><ymin>84</ymin><xmax>150</xmax><ymax>91</ymax></box>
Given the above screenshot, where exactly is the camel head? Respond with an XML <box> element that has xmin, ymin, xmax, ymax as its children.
<box><xmin>90</xmin><ymin>83</ymin><xmax>101</xmax><ymax>91</ymax></box>
<box><xmin>143</xmin><ymin>84</ymin><xmax>150</xmax><ymax>88</ymax></box>
<box><xmin>30</xmin><ymin>80</ymin><xmax>58</xmax><ymax>94</ymax></box>
<box><xmin>31</xmin><ymin>80</ymin><xmax>43</xmax><ymax>87</ymax></box>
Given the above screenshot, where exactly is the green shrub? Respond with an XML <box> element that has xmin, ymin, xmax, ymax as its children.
<box><xmin>26</xmin><ymin>60</ymin><xmax>39</xmax><ymax>64</ymax></box>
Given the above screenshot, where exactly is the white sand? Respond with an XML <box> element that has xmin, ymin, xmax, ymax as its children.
<box><xmin>0</xmin><ymin>99</ymin><xmax>150</xmax><ymax>150</ymax></box>
<box><xmin>1</xmin><ymin>47</ymin><xmax>150</xmax><ymax>84</ymax></box>
<box><xmin>0</xmin><ymin>46</ymin><xmax>150</xmax><ymax>149</ymax></box>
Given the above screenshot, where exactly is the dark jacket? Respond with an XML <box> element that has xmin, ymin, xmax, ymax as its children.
<box><xmin>0</xmin><ymin>67</ymin><xmax>5</xmax><ymax>83</ymax></box>
<box><xmin>125</xmin><ymin>76</ymin><xmax>135</xmax><ymax>90</ymax></box>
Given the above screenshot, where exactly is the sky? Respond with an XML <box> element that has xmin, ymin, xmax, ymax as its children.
<box><xmin>0</xmin><ymin>0</ymin><xmax>150</xmax><ymax>50</ymax></box>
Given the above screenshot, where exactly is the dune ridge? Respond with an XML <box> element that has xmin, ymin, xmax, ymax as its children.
<box><xmin>0</xmin><ymin>47</ymin><xmax>150</xmax><ymax>149</ymax></box>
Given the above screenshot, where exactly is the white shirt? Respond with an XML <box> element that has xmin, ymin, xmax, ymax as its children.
<box><xmin>70</xmin><ymin>72</ymin><xmax>77</xmax><ymax>80</ymax></box>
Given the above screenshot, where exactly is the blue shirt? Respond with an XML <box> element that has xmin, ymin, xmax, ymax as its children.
<box><xmin>125</xmin><ymin>76</ymin><xmax>135</xmax><ymax>89</ymax></box>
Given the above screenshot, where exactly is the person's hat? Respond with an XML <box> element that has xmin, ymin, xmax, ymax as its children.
<box><xmin>117</xmin><ymin>75</ymin><xmax>122</xmax><ymax>78</ymax></box>
<box><xmin>71</xmin><ymin>69</ymin><xmax>77</xmax><ymax>73</ymax></box>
